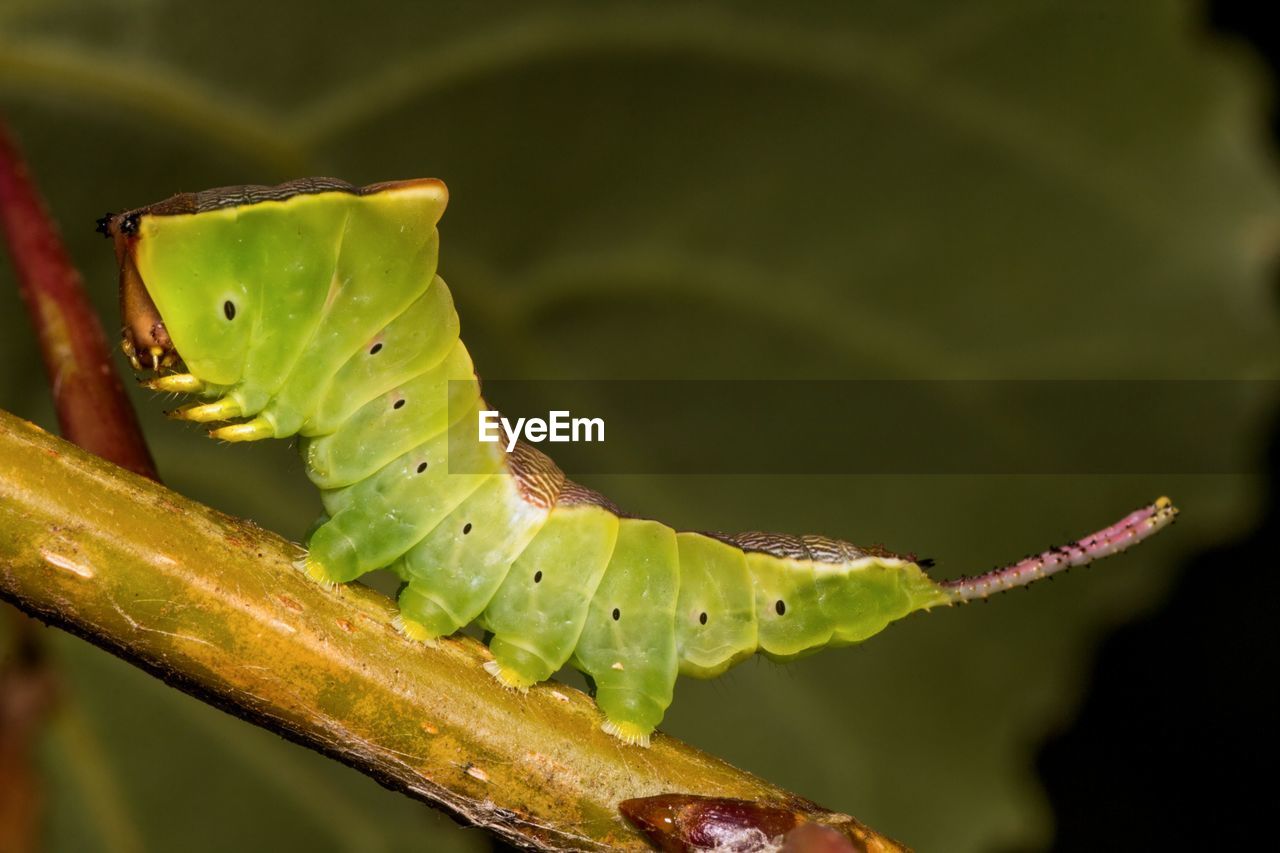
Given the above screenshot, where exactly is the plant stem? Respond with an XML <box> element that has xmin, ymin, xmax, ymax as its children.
<box><xmin>0</xmin><ymin>409</ymin><xmax>905</xmax><ymax>852</ymax></box>
<box><xmin>0</xmin><ymin>123</ymin><xmax>157</xmax><ymax>480</ymax></box>
<box><xmin>0</xmin><ymin>608</ymin><xmax>57</xmax><ymax>853</ymax></box>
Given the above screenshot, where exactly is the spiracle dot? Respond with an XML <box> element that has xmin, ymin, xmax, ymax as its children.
<box><xmin>611</xmin><ymin>607</ymin><xmax>620</xmax><ymax>621</ymax></box>
<box><xmin>393</xmin><ymin>399</ymin><xmax>406</xmax><ymax>410</ymax></box>
<box><xmin>462</xmin><ymin>522</ymin><xmax>472</xmax><ymax>535</ymax></box>
<box><xmin>223</xmin><ymin>300</ymin><xmax>236</xmax><ymax>320</ymax></box>
<box><xmin>416</xmin><ymin>462</ymin><xmax>427</xmax><ymax>474</ymax></box>
<box><xmin>369</xmin><ymin>342</ymin><xmax>383</xmax><ymax>355</ymax></box>
<box><xmin>699</xmin><ymin>612</ymin><xmax>708</xmax><ymax>625</ymax></box>
<box><xmin>533</xmin><ymin>570</ymin><xmax>543</xmax><ymax>583</ymax></box>
<box><xmin>775</xmin><ymin>600</ymin><xmax>786</xmax><ymax>616</ymax></box>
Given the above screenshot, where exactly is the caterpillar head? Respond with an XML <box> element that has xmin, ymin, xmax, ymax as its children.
<box><xmin>102</xmin><ymin>177</ymin><xmax>449</xmax><ymax>388</ymax></box>
<box><xmin>101</xmin><ymin>209</ymin><xmax>179</xmax><ymax>373</ymax></box>
<box><xmin>101</xmin><ymin>195</ymin><xmax>258</xmax><ymax>384</ymax></box>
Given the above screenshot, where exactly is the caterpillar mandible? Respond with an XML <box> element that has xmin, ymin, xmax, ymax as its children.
<box><xmin>99</xmin><ymin>177</ymin><xmax>1178</xmax><ymax>746</ymax></box>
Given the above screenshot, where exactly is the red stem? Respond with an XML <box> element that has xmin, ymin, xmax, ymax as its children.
<box><xmin>0</xmin><ymin>121</ymin><xmax>158</xmax><ymax>480</ymax></box>
<box><xmin>0</xmin><ymin>116</ymin><xmax>158</xmax><ymax>851</ymax></box>
<box><xmin>0</xmin><ymin>610</ymin><xmax>58</xmax><ymax>853</ymax></box>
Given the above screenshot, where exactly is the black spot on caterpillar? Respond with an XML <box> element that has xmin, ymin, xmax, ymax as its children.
<box><xmin>104</xmin><ymin>177</ymin><xmax>1179</xmax><ymax>746</ymax></box>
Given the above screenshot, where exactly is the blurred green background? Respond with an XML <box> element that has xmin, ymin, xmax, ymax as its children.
<box><xmin>2</xmin><ymin>1</ymin><xmax>1277</xmax><ymax>851</ymax></box>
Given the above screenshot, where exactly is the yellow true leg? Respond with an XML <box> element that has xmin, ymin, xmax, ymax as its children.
<box><xmin>209</xmin><ymin>417</ymin><xmax>274</xmax><ymax>442</ymax></box>
<box><xmin>143</xmin><ymin>373</ymin><xmax>206</xmax><ymax>394</ymax></box>
<box><xmin>168</xmin><ymin>398</ymin><xmax>242</xmax><ymax>423</ymax></box>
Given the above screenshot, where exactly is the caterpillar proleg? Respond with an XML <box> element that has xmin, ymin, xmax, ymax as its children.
<box><xmin>100</xmin><ymin>178</ymin><xmax>1178</xmax><ymax>746</ymax></box>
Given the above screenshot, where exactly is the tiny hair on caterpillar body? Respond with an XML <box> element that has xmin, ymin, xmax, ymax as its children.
<box><xmin>99</xmin><ymin>178</ymin><xmax>1178</xmax><ymax>746</ymax></box>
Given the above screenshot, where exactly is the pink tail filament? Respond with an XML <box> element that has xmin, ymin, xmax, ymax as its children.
<box><xmin>941</xmin><ymin>497</ymin><xmax>1178</xmax><ymax>604</ymax></box>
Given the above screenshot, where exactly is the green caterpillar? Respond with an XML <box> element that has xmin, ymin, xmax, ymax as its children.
<box><xmin>99</xmin><ymin>178</ymin><xmax>1178</xmax><ymax>746</ymax></box>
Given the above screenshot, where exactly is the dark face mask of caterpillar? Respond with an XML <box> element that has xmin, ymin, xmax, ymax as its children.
<box><xmin>98</xmin><ymin>210</ymin><xmax>178</xmax><ymax>372</ymax></box>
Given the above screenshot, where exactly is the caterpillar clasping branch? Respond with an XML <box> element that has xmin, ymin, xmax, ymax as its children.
<box><xmin>100</xmin><ymin>177</ymin><xmax>1177</xmax><ymax>746</ymax></box>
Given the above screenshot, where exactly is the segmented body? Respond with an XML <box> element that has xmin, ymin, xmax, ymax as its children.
<box><xmin>103</xmin><ymin>178</ymin><xmax>1178</xmax><ymax>745</ymax></box>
